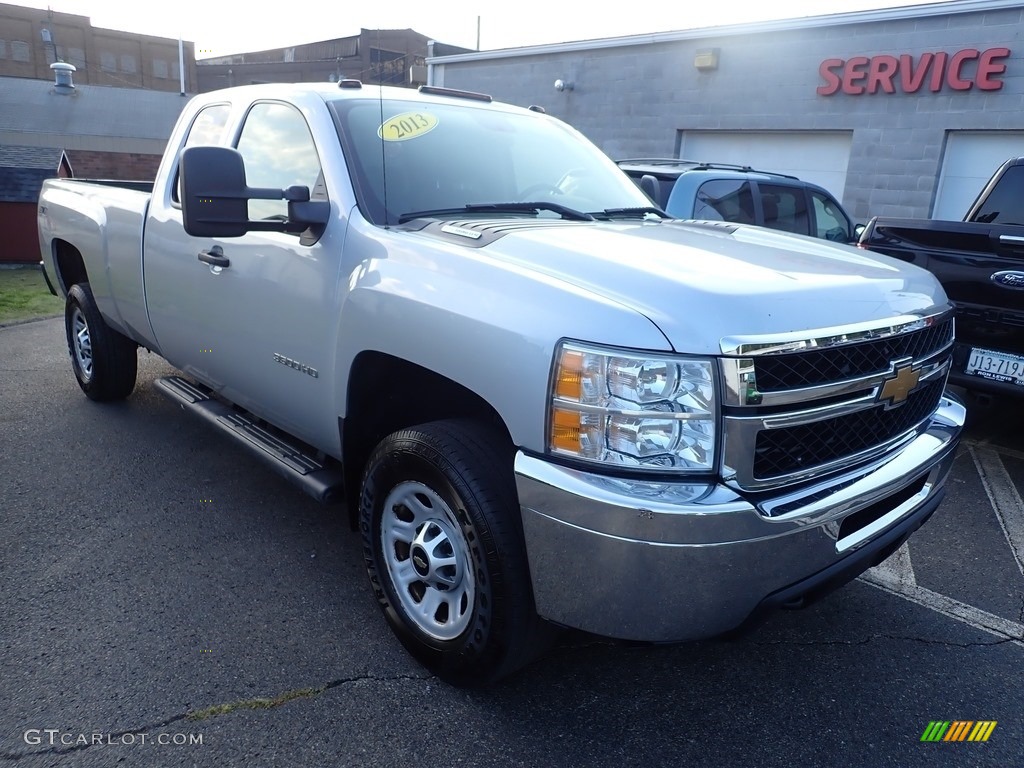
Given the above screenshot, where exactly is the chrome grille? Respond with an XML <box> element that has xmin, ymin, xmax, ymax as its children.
<box><xmin>753</xmin><ymin>378</ymin><xmax>945</xmax><ymax>479</ymax></box>
<box><xmin>753</xmin><ymin>318</ymin><xmax>953</xmax><ymax>392</ymax></box>
<box><xmin>720</xmin><ymin>307</ymin><xmax>954</xmax><ymax>491</ymax></box>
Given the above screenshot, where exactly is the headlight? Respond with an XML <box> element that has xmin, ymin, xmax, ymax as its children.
<box><xmin>548</xmin><ymin>342</ymin><xmax>717</xmax><ymax>471</ymax></box>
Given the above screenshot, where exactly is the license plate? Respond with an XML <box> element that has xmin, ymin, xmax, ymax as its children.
<box><xmin>965</xmin><ymin>347</ymin><xmax>1024</xmax><ymax>386</ymax></box>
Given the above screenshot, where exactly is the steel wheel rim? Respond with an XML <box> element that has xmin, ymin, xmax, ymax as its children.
<box><xmin>71</xmin><ymin>307</ymin><xmax>93</xmax><ymax>381</ymax></box>
<box><xmin>381</xmin><ymin>480</ymin><xmax>475</xmax><ymax>641</ymax></box>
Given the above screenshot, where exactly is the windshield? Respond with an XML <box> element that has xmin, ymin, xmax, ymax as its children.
<box><xmin>329</xmin><ymin>97</ymin><xmax>654</xmax><ymax>225</ymax></box>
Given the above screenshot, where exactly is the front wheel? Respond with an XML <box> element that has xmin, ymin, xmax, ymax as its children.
<box><xmin>359</xmin><ymin>420</ymin><xmax>552</xmax><ymax>686</ymax></box>
<box><xmin>65</xmin><ymin>283</ymin><xmax>137</xmax><ymax>401</ymax></box>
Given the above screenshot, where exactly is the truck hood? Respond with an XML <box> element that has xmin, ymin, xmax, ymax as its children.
<box><xmin>448</xmin><ymin>219</ymin><xmax>947</xmax><ymax>356</ymax></box>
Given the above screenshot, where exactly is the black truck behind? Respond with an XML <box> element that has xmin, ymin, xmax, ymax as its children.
<box><xmin>859</xmin><ymin>157</ymin><xmax>1024</xmax><ymax>398</ymax></box>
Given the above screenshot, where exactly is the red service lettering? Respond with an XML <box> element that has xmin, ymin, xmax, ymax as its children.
<box><xmin>866</xmin><ymin>55</ymin><xmax>898</xmax><ymax>93</ymax></box>
<box><xmin>978</xmin><ymin>47</ymin><xmax>1010</xmax><ymax>90</ymax></box>
<box><xmin>817</xmin><ymin>48</ymin><xmax>1011</xmax><ymax>95</ymax></box>
<box><xmin>899</xmin><ymin>52</ymin><xmax>931</xmax><ymax>92</ymax></box>
<box><xmin>842</xmin><ymin>56</ymin><xmax>871</xmax><ymax>94</ymax></box>
<box><xmin>929</xmin><ymin>51</ymin><xmax>948</xmax><ymax>92</ymax></box>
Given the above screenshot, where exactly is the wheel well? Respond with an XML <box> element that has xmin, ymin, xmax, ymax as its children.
<box><xmin>53</xmin><ymin>240</ymin><xmax>88</xmax><ymax>295</ymax></box>
<box><xmin>342</xmin><ymin>352</ymin><xmax>514</xmax><ymax>526</ymax></box>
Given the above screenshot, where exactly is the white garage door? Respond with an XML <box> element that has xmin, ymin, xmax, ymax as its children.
<box><xmin>933</xmin><ymin>132</ymin><xmax>1024</xmax><ymax>220</ymax></box>
<box><xmin>677</xmin><ymin>131</ymin><xmax>853</xmax><ymax>203</ymax></box>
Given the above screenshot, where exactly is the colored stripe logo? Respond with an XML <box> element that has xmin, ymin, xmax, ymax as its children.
<box><xmin>920</xmin><ymin>721</ymin><xmax>997</xmax><ymax>742</ymax></box>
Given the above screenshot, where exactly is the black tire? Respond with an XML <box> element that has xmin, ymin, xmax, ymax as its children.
<box><xmin>64</xmin><ymin>283</ymin><xmax>138</xmax><ymax>402</ymax></box>
<box><xmin>359</xmin><ymin>419</ymin><xmax>553</xmax><ymax>686</ymax></box>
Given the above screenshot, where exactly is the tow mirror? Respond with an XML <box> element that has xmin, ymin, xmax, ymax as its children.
<box><xmin>179</xmin><ymin>146</ymin><xmax>329</xmax><ymax>238</ymax></box>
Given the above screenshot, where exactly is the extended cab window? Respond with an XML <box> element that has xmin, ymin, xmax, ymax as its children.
<box><xmin>185</xmin><ymin>105</ymin><xmax>231</xmax><ymax>147</ymax></box>
<box><xmin>235</xmin><ymin>102</ymin><xmax>323</xmax><ymax>223</ymax></box>
<box><xmin>694</xmin><ymin>180</ymin><xmax>755</xmax><ymax>224</ymax></box>
<box><xmin>760</xmin><ymin>184</ymin><xmax>809</xmax><ymax>235</ymax></box>
<box><xmin>173</xmin><ymin>104</ymin><xmax>230</xmax><ymax>203</ymax></box>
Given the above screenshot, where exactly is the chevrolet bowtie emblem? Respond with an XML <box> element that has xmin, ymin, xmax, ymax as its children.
<box><xmin>878</xmin><ymin>362</ymin><xmax>921</xmax><ymax>407</ymax></box>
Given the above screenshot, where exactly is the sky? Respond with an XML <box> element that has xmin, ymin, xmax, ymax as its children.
<box><xmin>15</xmin><ymin>0</ymin><xmax>947</xmax><ymax>58</ymax></box>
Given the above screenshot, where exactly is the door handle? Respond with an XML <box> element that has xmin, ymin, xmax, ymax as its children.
<box><xmin>198</xmin><ymin>245</ymin><xmax>230</xmax><ymax>268</ymax></box>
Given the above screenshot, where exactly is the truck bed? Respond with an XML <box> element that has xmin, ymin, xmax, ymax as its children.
<box><xmin>38</xmin><ymin>178</ymin><xmax>154</xmax><ymax>347</ymax></box>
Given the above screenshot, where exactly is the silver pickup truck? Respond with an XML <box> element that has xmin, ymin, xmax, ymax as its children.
<box><xmin>39</xmin><ymin>82</ymin><xmax>964</xmax><ymax>685</ymax></box>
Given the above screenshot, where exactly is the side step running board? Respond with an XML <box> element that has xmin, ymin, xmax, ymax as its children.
<box><xmin>154</xmin><ymin>375</ymin><xmax>344</xmax><ymax>503</ymax></box>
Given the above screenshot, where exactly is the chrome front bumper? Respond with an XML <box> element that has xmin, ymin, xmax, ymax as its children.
<box><xmin>515</xmin><ymin>394</ymin><xmax>965</xmax><ymax>642</ymax></box>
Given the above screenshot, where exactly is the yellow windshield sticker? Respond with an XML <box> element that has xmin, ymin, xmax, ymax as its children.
<box><xmin>378</xmin><ymin>111</ymin><xmax>438</xmax><ymax>142</ymax></box>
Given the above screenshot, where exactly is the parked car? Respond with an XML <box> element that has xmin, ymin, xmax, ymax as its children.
<box><xmin>39</xmin><ymin>82</ymin><xmax>963</xmax><ymax>685</ymax></box>
<box><xmin>618</xmin><ymin>158</ymin><xmax>858</xmax><ymax>243</ymax></box>
<box><xmin>859</xmin><ymin>156</ymin><xmax>1024</xmax><ymax>398</ymax></box>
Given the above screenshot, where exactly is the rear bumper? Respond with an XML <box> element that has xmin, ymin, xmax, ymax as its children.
<box><xmin>515</xmin><ymin>394</ymin><xmax>965</xmax><ymax>642</ymax></box>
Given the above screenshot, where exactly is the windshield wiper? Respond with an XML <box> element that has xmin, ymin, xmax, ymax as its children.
<box><xmin>398</xmin><ymin>202</ymin><xmax>595</xmax><ymax>224</ymax></box>
<box><xmin>590</xmin><ymin>206</ymin><xmax>669</xmax><ymax>220</ymax></box>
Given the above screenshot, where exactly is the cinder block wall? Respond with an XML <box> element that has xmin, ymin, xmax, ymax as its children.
<box><xmin>436</xmin><ymin>6</ymin><xmax>1024</xmax><ymax>220</ymax></box>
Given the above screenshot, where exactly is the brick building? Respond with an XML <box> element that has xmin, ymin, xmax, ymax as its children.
<box><xmin>431</xmin><ymin>0</ymin><xmax>1024</xmax><ymax>222</ymax></box>
<box><xmin>0</xmin><ymin>74</ymin><xmax>188</xmax><ymax>262</ymax></box>
<box><xmin>197</xmin><ymin>29</ymin><xmax>470</xmax><ymax>92</ymax></box>
<box><xmin>0</xmin><ymin>1</ymin><xmax>197</xmax><ymax>92</ymax></box>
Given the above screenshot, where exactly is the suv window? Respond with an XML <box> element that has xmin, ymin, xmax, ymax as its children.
<box><xmin>760</xmin><ymin>184</ymin><xmax>809</xmax><ymax>236</ymax></box>
<box><xmin>810</xmin><ymin>190</ymin><xmax>851</xmax><ymax>242</ymax></box>
<box><xmin>235</xmin><ymin>102</ymin><xmax>323</xmax><ymax>223</ymax></box>
<box><xmin>694</xmin><ymin>180</ymin><xmax>755</xmax><ymax>224</ymax></box>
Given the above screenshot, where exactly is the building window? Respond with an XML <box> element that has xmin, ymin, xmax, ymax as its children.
<box><xmin>100</xmin><ymin>52</ymin><xmax>116</xmax><ymax>72</ymax></box>
<box><xmin>11</xmin><ymin>40</ymin><xmax>30</xmax><ymax>63</ymax></box>
<box><xmin>120</xmin><ymin>54</ymin><xmax>137</xmax><ymax>74</ymax></box>
<box><xmin>68</xmin><ymin>47</ymin><xmax>85</xmax><ymax>67</ymax></box>
<box><xmin>0</xmin><ymin>40</ymin><xmax>8</xmax><ymax>59</ymax></box>
<box><xmin>153</xmin><ymin>59</ymin><xmax>168</xmax><ymax>78</ymax></box>
<box><xmin>369</xmin><ymin>48</ymin><xmax>405</xmax><ymax>85</ymax></box>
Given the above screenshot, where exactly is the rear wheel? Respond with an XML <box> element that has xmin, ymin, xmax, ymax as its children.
<box><xmin>359</xmin><ymin>419</ymin><xmax>552</xmax><ymax>686</ymax></box>
<box><xmin>65</xmin><ymin>283</ymin><xmax>137</xmax><ymax>401</ymax></box>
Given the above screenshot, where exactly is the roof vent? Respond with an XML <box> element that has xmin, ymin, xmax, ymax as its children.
<box><xmin>51</xmin><ymin>61</ymin><xmax>76</xmax><ymax>94</ymax></box>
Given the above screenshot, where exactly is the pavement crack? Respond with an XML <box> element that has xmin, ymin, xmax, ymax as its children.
<box><xmin>0</xmin><ymin>673</ymin><xmax>431</xmax><ymax>761</ymax></box>
<box><xmin>185</xmin><ymin>672</ymin><xmax>431</xmax><ymax>722</ymax></box>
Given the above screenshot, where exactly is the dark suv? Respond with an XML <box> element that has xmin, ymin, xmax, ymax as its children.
<box><xmin>618</xmin><ymin>159</ymin><xmax>858</xmax><ymax>244</ymax></box>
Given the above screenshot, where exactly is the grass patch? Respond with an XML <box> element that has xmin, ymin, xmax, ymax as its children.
<box><xmin>0</xmin><ymin>267</ymin><xmax>63</xmax><ymax>324</ymax></box>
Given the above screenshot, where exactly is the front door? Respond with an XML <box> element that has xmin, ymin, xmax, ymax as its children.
<box><xmin>145</xmin><ymin>100</ymin><xmax>342</xmax><ymax>453</ymax></box>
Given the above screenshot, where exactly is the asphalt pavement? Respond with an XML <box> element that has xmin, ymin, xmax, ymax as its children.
<box><xmin>2</xmin><ymin>317</ymin><xmax>1022</xmax><ymax>768</ymax></box>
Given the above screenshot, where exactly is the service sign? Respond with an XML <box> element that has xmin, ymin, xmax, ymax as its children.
<box><xmin>817</xmin><ymin>48</ymin><xmax>1010</xmax><ymax>95</ymax></box>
